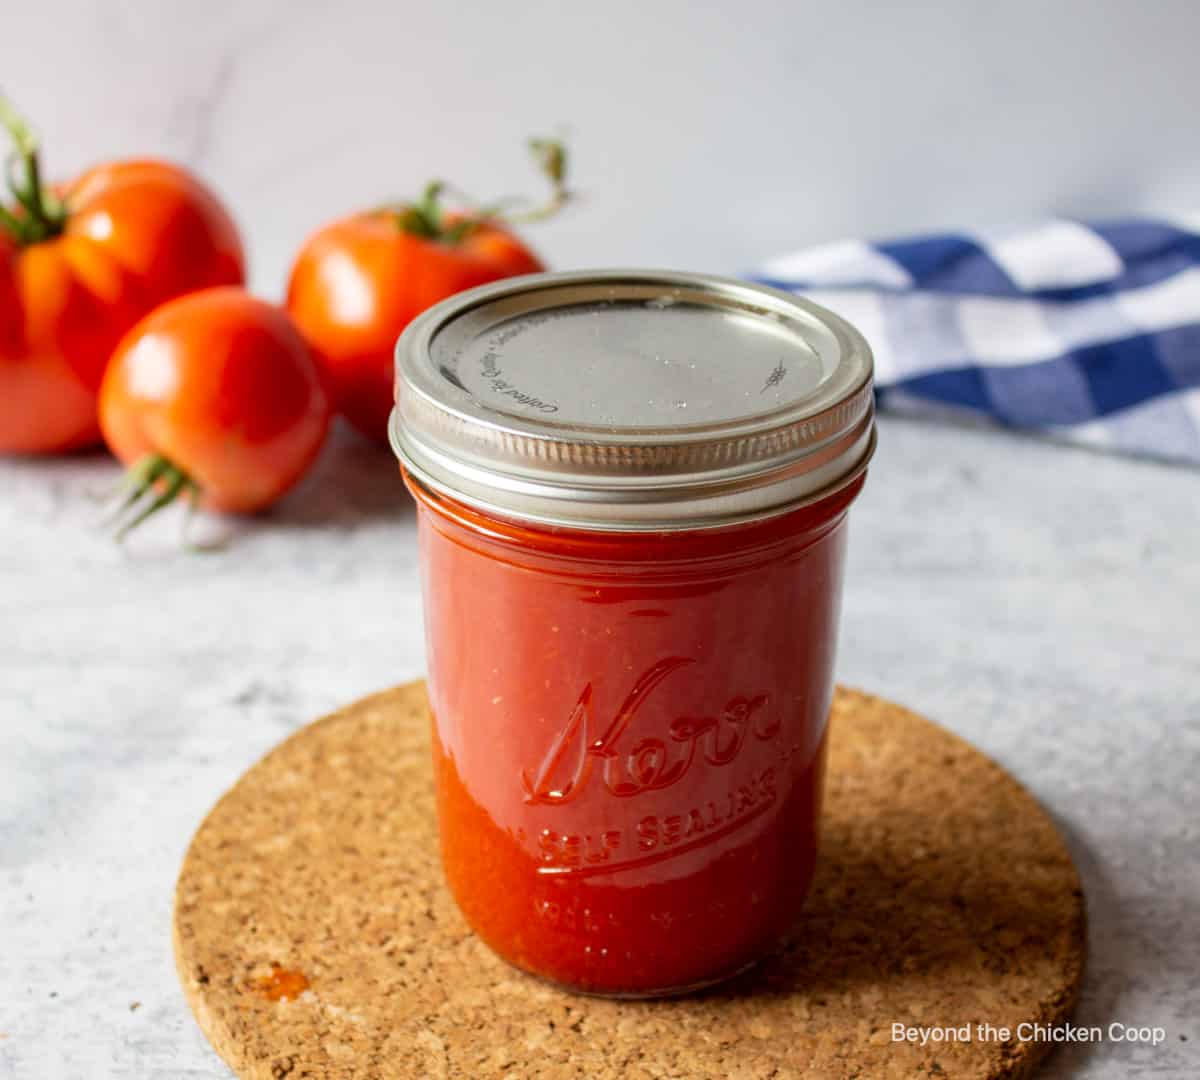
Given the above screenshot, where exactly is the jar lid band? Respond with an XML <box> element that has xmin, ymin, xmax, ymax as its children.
<box><xmin>391</xmin><ymin>270</ymin><xmax>875</xmax><ymax>531</ymax></box>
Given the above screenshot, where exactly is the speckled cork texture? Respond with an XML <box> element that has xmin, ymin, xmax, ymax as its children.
<box><xmin>173</xmin><ymin>683</ymin><xmax>1085</xmax><ymax>1079</ymax></box>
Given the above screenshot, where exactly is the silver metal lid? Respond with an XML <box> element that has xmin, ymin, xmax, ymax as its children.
<box><xmin>390</xmin><ymin>269</ymin><xmax>875</xmax><ymax>531</ymax></box>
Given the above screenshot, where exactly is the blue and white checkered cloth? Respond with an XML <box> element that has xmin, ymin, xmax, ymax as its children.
<box><xmin>751</xmin><ymin>219</ymin><xmax>1200</xmax><ymax>464</ymax></box>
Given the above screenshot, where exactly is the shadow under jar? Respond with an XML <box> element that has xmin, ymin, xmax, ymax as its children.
<box><xmin>390</xmin><ymin>270</ymin><xmax>876</xmax><ymax>997</ymax></box>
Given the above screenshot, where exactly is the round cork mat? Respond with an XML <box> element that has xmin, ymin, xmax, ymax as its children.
<box><xmin>174</xmin><ymin>683</ymin><xmax>1085</xmax><ymax>1080</ymax></box>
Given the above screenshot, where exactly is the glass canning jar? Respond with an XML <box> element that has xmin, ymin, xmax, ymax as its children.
<box><xmin>391</xmin><ymin>270</ymin><xmax>875</xmax><ymax>997</ymax></box>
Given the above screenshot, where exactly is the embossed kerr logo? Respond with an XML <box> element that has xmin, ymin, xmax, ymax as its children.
<box><xmin>521</xmin><ymin>657</ymin><xmax>780</xmax><ymax>806</ymax></box>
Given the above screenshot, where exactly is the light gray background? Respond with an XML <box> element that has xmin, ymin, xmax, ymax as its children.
<box><xmin>2</xmin><ymin>2</ymin><xmax>1198</xmax><ymax>1078</ymax></box>
<box><xmin>5</xmin><ymin>0</ymin><xmax>1200</xmax><ymax>291</ymax></box>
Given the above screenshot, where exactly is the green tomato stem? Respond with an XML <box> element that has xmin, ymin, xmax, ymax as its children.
<box><xmin>0</xmin><ymin>200</ymin><xmax>28</xmax><ymax>240</ymax></box>
<box><xmin>0</xmin><ymin>96</ymin><xmax>67</xmax><ymax>245</ymax></box>
<box><xmin>108</xmin><ymin>453</ymin><xmax>202</xmax><ymax>542</ymax></box>
<box><xmin>389</xmin><ymin>136</ymin><xmax>571</xmax><ymax>244</ymax></box>
<box><xmin>505</xmin><ymin>138</ymin><xmax>570</xmax><ymax>224</ymax></box>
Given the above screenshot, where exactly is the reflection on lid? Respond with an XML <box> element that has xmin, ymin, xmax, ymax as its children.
<box><xmin>431</xmin><ymin>300</ymin><xmax>830</xmax><ymax>430</ymax></box>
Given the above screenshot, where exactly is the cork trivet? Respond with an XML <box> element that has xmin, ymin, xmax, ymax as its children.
<box><xmin>174</xmin><ymin>683</ymin><xmax>1085</xmax><ymax>1080</ymax></box>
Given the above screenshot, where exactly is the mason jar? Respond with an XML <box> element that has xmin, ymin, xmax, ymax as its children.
<box><xmin>391</xmin><ymin>270</ymin><xmax>875</xmax><ymax>997</ymax></box>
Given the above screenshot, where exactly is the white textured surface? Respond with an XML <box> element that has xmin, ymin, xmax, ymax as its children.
<box><xmin>1</xmin><ymin>417</ymin><xmax>1197</xmax><ymax>1078</ymax></box>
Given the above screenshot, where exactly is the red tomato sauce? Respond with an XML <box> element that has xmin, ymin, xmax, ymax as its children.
<box><xmin>407</xmin><ymin>474</ymin><xmax>864</xmax><ymax>996</ymax></box>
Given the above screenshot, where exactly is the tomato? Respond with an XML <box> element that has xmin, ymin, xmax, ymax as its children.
<box><xmin>0</xmin><ymin>103</ymin><xmax>244</xmax><ymax>453</ymax></box>
<box><xmin>286</xmin><ymin>140</ymin><xmax>569</xmax><ymax>444</ymax></box>
<box><xmin>287</xmin><ymin>211</ymin><xmax>542</xmax><ymax>444</ymax></box>
<box><xmin>99</xmin><ymin>288</ymin><xmax>331</xmax><ymax>529</ymax></box>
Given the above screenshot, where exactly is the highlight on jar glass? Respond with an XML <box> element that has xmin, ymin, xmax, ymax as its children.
<box><xmin>390</xmin><ymin>270</ymin><xmax>876</xmax><ymax>997</ymax></box>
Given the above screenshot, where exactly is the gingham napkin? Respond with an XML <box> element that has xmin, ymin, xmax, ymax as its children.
<box><xmin>751</xmin><ymin>220</ymin><xmax>1200</xmax><ymax>464</ymax></box>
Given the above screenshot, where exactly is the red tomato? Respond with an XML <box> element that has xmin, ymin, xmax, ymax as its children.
<box><xmin>286</xmin><ymin>211</ymin><xmax>543</xmax><ymax>443</ymax></box>
<box><xmin>286</xmin><ymin>139</ymin><xmax>570</xmax><ymax>445</ymax></box>
<box><xmin>99</xmin><ymin>288</ymin><xmax>331</xmax><ymax>523</ymax></box>
<box><xmin>0</xmin><ymin>105</ymin><xmax>244</xmax><ymax>454</ymax></box>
